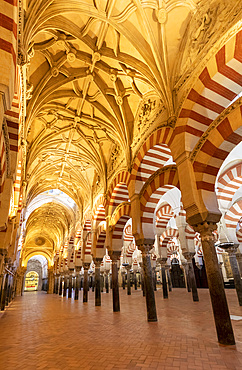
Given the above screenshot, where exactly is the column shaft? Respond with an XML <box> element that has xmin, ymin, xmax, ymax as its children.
<box><xmin>161</xmin><ymin>266</ymin><xmax>168</xmax><ymax>299</ymax></box>
<box><xmin>142</xmin><ymin>248</ymin><xmax>157</xmax><ymax>322</ymax></box>
<box><xmin>95</xmin><ymin>266</ymin><xmax>101</xmax><ymax>306</ymax></box>
<box><xmin>112</xmin><ymin>261</ymin><xmax>120</xmax><ymax>312</ymax></box>
<box><xmin>83</xmin><ymin>269</ymin><xmax>88</xmax><ymax>303</ymax></box>
<box><xmin>228</xmin><ymin>252</ymin><xmax>242</xmax><ymax>306</ymax></box>
<box><xmin>127</xmin><ymin>267</ymin><xmax>131</xmax><ymax>295</ymax></box>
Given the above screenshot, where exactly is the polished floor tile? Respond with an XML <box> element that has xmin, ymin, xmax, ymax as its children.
<box><xmin>0</xmin><ymin>287</ymin><xmax>242</xmax><ymax>369</ymax></box>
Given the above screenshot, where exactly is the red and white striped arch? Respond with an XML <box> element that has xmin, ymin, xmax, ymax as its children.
<box><xmin>139</xmin><ymin>166</ymin><xmax>179</xmax><ymax>238</ymax></box>
<box><xmin>123</xmin><ymin>223</ymin><xmax>134</xmax><ymax>243</ymax></box>
<box><xmin>167</xmin><ymin>240</ymin><xmax>180</xmax><ymax>258</ymax></box>
<box><xmin>134</xmin><ymin>143</ymin><xmax>172</xmax><ymax>192</ymax></box>
<box><xmin>236</xmin><ymin>222</ymin><xmax>242</xmax><ymax>243</ymax></box>
<box><xmin>131</xmin><ymin>127</ymin><xmax>173</xmax><ymax>181</ymax></box>
<box><xmin>92</xmin><ymin>194</ymin><xmax>106</xmax><ymax>227</ymax></box>
<box><xmin>126</xmin><ymin>242</ymin><xmax>136</xmax><ymax>259</ymax></box>
<box><xmin>156</xmin><ymin>203</ymin><xmax>174</xmax><ymax>229</ymax></box>
<box><xmin>96</xmin><ymin>222</ymin><xmax>106</xmax><ymax>250</ymax></box>
<box><xmin>173</xmin><ymin>30</ymin><xmax>242</xmax><ymax>153</ymax></box>
<box><xmin>185</xmin><ymin>224</ymin><xmax>196</xmax><ymax>240</ymax></box>
<box><xmin>108</xmin><ymin>182</ymin><xmax>130</xmax><ymax>215</ymax></box>
<box><xmin>217</xmin><ymin>162</ymin><xmax>242</xmax><ymax>210</ymax></box>
<box><xmin>106</xmin><ymin>170</ymin><xmax>130</xmax><ymax>208</ymax></box>
<box><xmin>224</xmin><ymin>200</ymin><xmax>242</xmax><ymax>229</ymax></box>
<box><xmin>160</xmin><ymin>228</ymin><xmax>179</xmax><ymax>248</ymax></box>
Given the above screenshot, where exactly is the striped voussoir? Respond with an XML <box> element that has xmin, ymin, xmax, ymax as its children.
<box><xmin>126</xmin><ymin>243</ymin><xmax>136</xmax><ymax>258</ymax></box>
<box><xmin>106</xmin><ymin>171</ymin><xmax>130</xmax><ymax>208</ymax></box>
<box><xmin>93</xmin><ymin>204</ymin><xmax>106</xmax><ymax>228</ymax></box>
<box><xmin>185</xmin><ymin>224</ymin><xmax>196</xmax><ymax>240</ymax></box>
<box><xmin>224</xmin><ymin>200</ymin><xmax>242</xmax><ymax>229</ymax></box>
<box><xmin>85</xmin><ymin>231</ymin><xmax>92</xmax><ymax>255</ymax></box>
<box><xmin>0</xmin><ymin>0</ymin><xmax>18</xmax><ymax>65</ymax></box>
<box><xmin>173</xmin><ymin>31</ymin><xmax>242</xmax><ymax>152</ymax></box>
<box><xmin>236</xmin><ymin>225</ymin><xmax>242</xmax><ymax>243</ymax></box>
<box><xmin>109</xmin><ymin>182</ymin><xmax>130</xmax><ymax>215</ymax></box>
<box><xmin>216</xmin><ymin>162</ymin><xmax>242</xmax><ymax>209</ymax></box>
<box><xmin>96</xmin><ymin>222</ymin><xmax>106</xmax><ymax>249</ymax></box>
<box><xmin>112</xmin><ymin>215</ymin><xmax>130</xmax><ymax>240</ymax></box>
<box><xmin>123</xmin><ymin>223</ymin><xmax>134</xmax><ymax>242</ymax></box>
<box><xmin>160</xmin><ymin>228</ymin><xmax>179</xmax><ymax>248</ymax></box>
<box><xmin>134</xmin><ymin>143</ymin><xmax>172</xmax><ymax>192</ymax></box>
<box><xmin>111</xmin><ymin>202</ymin><xmax>131</xmax><ymax>228</ymax></box>
<box><xmin>130</xmin><ymin>127</ymin><xmax>173</xmax><ymax>181</ymax></box>
<box><xmin>167</xmin><ymin>240</ymin><xmax>180</xmax><ymax>257</ymax></box>
<box><xmin>156</xmin><ymin>203</ymin><xmax>174</xmax><ymax>229</ymax></box>
<box><xmin>140</xmin><ymin>166</ymin><xmax>179</xmax><ymax>228</ymax></box>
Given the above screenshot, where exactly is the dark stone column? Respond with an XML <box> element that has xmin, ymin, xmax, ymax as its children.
<box><xmin>194</xmin><ymin>222</ymin><xmax>235</xmax><ymax>345</ymax></box>
<box><xmin>68</xmin><ymin>275</ymin><xmax>72</xmax><ymax>298</ymax></box>
<box><xmin>184</xmin><ymin>253</ymin><xmax>199</xmax><ymax>302</ymax></box>
<box><xmin>166</xmin><ymin>269</ymin><xmax>172</xmax><ymax>291</ymax></box>
<box><xmin>59</xmin><ymin>276</ymin><xmax>63</xmax><ymax>295</ymax></box>
<box><xmin>0</xmin><ymin>274</ymin><xmax>8</xmax><ymax>311</ymax></box>
<box><xmin>75</xmin><ymin>272</ymin><xmax>80</xmax><ymax>300</ymax></box>
<box><xmin>227</xmin><ymin>246</ymin><xmax>242</xmax><ymax>306</ymax></box>
<box><xmin>140</xmin><ymin>263</ymin><xmax>145</xmax><ymax>296</ymax></box>
<box><xmin>134</xmin><ymin>271</ymin><xmax>137</xmax><ymax>290</ymax></box>
<box><xmin>122</xmin><ymin>272</ymin><xmax>126</xmax><ymax>290</ymax></box>
<box><xmin>92</xmin><ymin>274</ymin><xmax>95</xmax><ymax>292</ymax></box>
<box><xmin>236</xmin><ymin>253</ymin><xmax>242</xmax><ymax>277</ymax></box>
<box><xmin>83</xmin><ymin>264</ymin><xmax>89</xmax><ymax>303</ymax></box>
<box><xmin>94</xmin><ymin>259</ymin><xmax>102</xmax><ymax>306</ymax></box>
<box><xmin>160</xmin><ymin>260</ymin><xmax>168</xmax><ymax>299</ymax></box>
<box><xmin>126</xmin><ymin>265</ymin><xmax>131</xmax><ymax>295</ymax></box>
<box><xmin>63</xmin><ymin>276</ymin><xmax>67</xmax><ymax>297</ymax></box>
<box><xmin>152</xmin><ymin>267</ymin><xmax>157</xmax><ymax>291</ymax></box>
<box><xmin>139</xmin><ymin>244</ymin><xmax>157</xmax><ymax>322</ymax></box>
<box><xmin>105</xmin><ymin>271</ymin><xmax>109</xmax><ymax>293</ymax></box>
<box><xmin>182</xmin><ymin>261</ymin><xmax>191</xmax><ymax>292</ymax></box>
<box><xmin>110</xmin><ymin>251</ymin><xmax>121</xmax><ymax>312</ymax></box>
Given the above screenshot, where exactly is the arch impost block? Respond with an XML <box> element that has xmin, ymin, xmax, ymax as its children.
<box><xmin>187</xmin><ymin>212</ymin><xmax>221</xmax><ymax>230</ymax></box>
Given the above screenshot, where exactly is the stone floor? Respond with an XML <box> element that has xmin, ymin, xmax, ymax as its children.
<box><xmin>0</xmin><ymin>287</ymin><xmax>242</xmax><ymax>370</ymax></box>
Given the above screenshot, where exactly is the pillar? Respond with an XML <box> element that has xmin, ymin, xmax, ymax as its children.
<box><xmin>227</xmin><ymin>246</ymin><xmax>242</xmax><ymax>306</ymax></box>
<box><xmin>152</xmin><ymin>267</ymin><xmax>157</xmax><ymax>291</ymax></box>
<box><xmin>183</xmin><ymin>253</ymin><xmax>199</xmax><ymax>302</ymax></box>
<box><xmin>134</xmin><ymin>271</ymin><xmax>137</xmax><ymax>290</ymax></box>
<box><xmin>63</xmin><ymin>276</ymin><xmax>67</xmax><ymax>297</ymax></box>
<box><xmin>0</xmin><ymin>274</ymin><xmax>8</xmax><ymax>310</ymax></box>
<box><xmin>182</xmin><ymin>261</ymin><xmax>191</xmax><ymax>292</ymax></box>
<box><xmin>68</xmin><ymin>275</ymin><xmax>72</xmax><ymax>298</ymax></box>
<box><xmin>75</xmin><ymin>270</ymin><xmax>80</xmax><ymax>300</ymax></box>
<box><xmin>160</xmin><ymin>259</ymin><xmax>168</xmax><ymax>299</ymax></box>
<box><xmin>139</xmin><ymin>244</ymin><xmax>157</xmax><ymax>322</ymax></box>
<box><xmin>110</xmin><ymin>251</ymin><xmax>120</xmax><ymax>312</ymax></box>
<box><xmin>105</xmin><ymin>271</ymin><xmax>109</xmax><ymax>293</ymax></box>
<box><xmin>59</xmin><ymin>275</ymin><xmax>63</xmax><ymax>295</ymax></box>
<box><xmin>94</xmin><ymin>259</ymin><xmax>102</xmax><ymax>306</ymax></box>
<box><xmin>166</xmin><ymin>268</ymin><xmax>172</xmax><ymax>292</ymax></box>
<box><xmin>236</xmin><ymin>253</ymin><xmax>242</xmax><ymax>277</ymax></box>
<box><xmin>122</xmin><ymin>272</ymin><xmax>126</xmax><ymax>289</ymax></box>
<box><xmin>126</xmin><ymin>265</ymin><xmax>131</xmax><ymax>295</ymax></box>
<box><xmin>47</xmin><ymin>268</ymin><xmax>54</xmax><ymax>294</ymax></box>
<box><xmin>83</xmin><ymin>264</ymin><xmax>89</xmax><ymax>303</ymax></box>
<box><xmin>194</xmin><ymin>222</ymin><xmax>235</xmax><ymax>345</ymax></box>
<box><xmin>140</xmin><ymin>263</ymin><xmax>145</xmax><ymax>296</ymax></box>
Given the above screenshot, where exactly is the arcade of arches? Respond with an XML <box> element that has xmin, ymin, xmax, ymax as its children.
<box><xmin>1</xmin><ymin>0</ymin><xmax>242</xmax><ymax>365</ymax></box>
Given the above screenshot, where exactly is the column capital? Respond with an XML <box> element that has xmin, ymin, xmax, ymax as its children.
<box><xmin>136</xmin><ymin>239</ymin><xmax>154</xmax><ymax>254</ymax></box>
<box><xmin>93</xmin><ymin>257</ymin><xmax>102</xmax><ymax>267</ymax></box>
<box><xmin>183</xmin><ymin>252</ymin><xmax>195</xmax><ymax>262</ymax></box>
<box><xmin>192</xmin><ymin>221</ymin><xmax>217</xmax><ymax>241</ymax></box>
<box><xmin>109</xmin><ymin>250</ymin><xmax>121</xmax><ymax>262</ymax></box>
<box><xmin>83</xmin><ymin>263</ymin><xmax>90</xmax><ymax>270</ymax></box>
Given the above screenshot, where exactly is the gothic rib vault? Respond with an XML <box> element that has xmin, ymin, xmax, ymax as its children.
<box><xmin>0</xmin><ymin>0</ymin><xmax>242</xmax><ymax>347</ymax></box>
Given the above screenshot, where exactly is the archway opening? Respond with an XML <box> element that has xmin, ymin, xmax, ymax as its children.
<box><xmin>24</xmin><ymin>255</ymin><xmax>48</xmax><ymax>292</ymax></box>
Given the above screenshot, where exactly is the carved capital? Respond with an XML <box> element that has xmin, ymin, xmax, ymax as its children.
<box><xmin>193</xmin><ymin>222</ymin><xmax>217</xmax><ymax>242</ymax></box>
<box><xmin>109</xmin><ymin>250</ymin><xmax>121</xmax><ymax>262</ymax></box>
<box><xmin>183</xmin><ymin>252</ymin><xmax>195</xmax><ymax>262</ymax></box>
<box><xmin>93</xmin><ymin>257</ymin><xmax>102</xmax><ymax>267</ymax></box>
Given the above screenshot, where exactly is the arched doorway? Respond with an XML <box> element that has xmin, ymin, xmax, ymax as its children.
<box><xmin>170</xmin><ymin>258</ymin><xmax>186</xmax><ymax>288</ymax></box>
<box><xmin>24</xmin><ymin>271</ymin><xmax>39</xmax><ymax>291</ymax></box>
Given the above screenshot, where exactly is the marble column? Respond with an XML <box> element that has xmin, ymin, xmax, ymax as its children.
<box><xmin>133</xmin><ymin>271</ymin><xmax>137</xmax><ymax>290</ymax></box>
<box><xmin>110</xmin><ymin>251</ymin><xmax>120</xmax><ymax>312</ymax></box>
<box><xmin>68</xmin><ymin>275</ymin><xmax>73</xmax><ymax>298</ymax></box>
<box><xmin>182</xmin><ymin>261</ymin><xmax>191</xmax><ymax>292</ymax></box>
<box><xmin>105</xmin><ymin>270</ymin><xmax>109</xmax><ymax>293</ymax></box>
<box><xmin>236</xmin><ymin>253</ymin><xmax>242</xmax><ymax>277</ymax></box>
<box><xmin>140</xmin><ymin>263</ymin><xmax>145</xmax><ymax>296</ymax></box>
<box><xmin>160</xmin><ymin>259</ymin><xmax>168</xmax><ymax>299</ymax></box>
<box><xmin>94</xmin><ymin>259</ymin><xmax>102</xmax><ymax>306</ymax></box>
<box><xmin>47</xmin><ymin>268</ymin><xmax>54</xmax><ymax>294</ymax></box>
<box><xmin>63</xmin><ymin>275</ymin><xmax>67</xmax><ymax>297</ymax></box>
<box><xmin>126</xmin><ymin>265</ymin><xmax>131</xmax><ymax>295</ymax></box>
<box><xmin>183</xmin><ymin>253</ymin><xmax>199</xmax><ymax>302</ymax></box>
<box><xmin>83</xmin><ymin>264</ymin><xmax>89</xmax><ymax>303</ymax></box>
<box><xmin>59</xmin><ymin>275</ymin><xmax>63</xmax><ymax>295</ymax></box>
<box><xmin>195</xmin><ymin>222</ymin><xmax>235</xmax><ymax>345</ymax></box>
<box><xmin>140</xmin><ymin>244</ymin><xmax>157</xmax><ymax>322</ymax></box>
<box><xmin>0</xmin><ymin>274</ymin><xmax>8</xmax><ymax>310</ymax></box>
<box><xmin>166</xmin><ymin>268</ymin><xmax>172</xmax><ymax>291</ymax></box>
<box><xmin>122</xmin><ymin>272</ymin><xmax>126</xmax><ymax>290</ymax></box>
<box><xmin>152</xmin><ymin>267</ymin><xmax>157</xmax><ymax>291</ymax></box>
<box><xmin>75</xmin><ymin>270</ymin><xmax>80</xmax><ymax>300</ymax></box>
<box><xmin>227</xmin><ymin>246</ymin><xmax>242</xmax><ymax>306</ymax></box>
